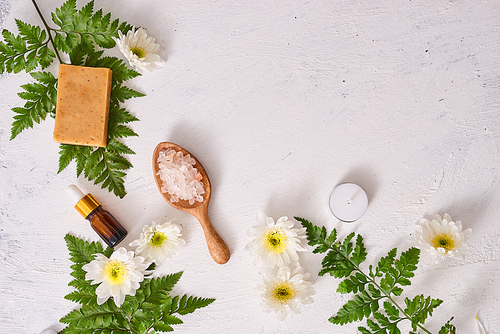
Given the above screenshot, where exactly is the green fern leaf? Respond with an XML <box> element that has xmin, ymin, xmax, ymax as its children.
<box><xmin>2</xmin><ymin>29</ymin><xmax>27</xmax><ymax>55</ymax></box>
<box><xmin>68</xmin><ymin>44</ymin><xmax>87</xmax><ymax>65</ymax></box>
<box><xmin>65</xmin><ymin>234</ymin><xmax>104</xmax><ymax>264</ymax></box>
<box><xmin>295</xmin><ymin>216</ymin><xmax>334</xmax><ymax>253</ymax></box>
<box><xmin>63</xmin><ymin>235</ymin><xmax>106</xmax><ymax>307</ymax></box>
<box><xmin>156</xmin><ymin>272</ymin><xmax>184</xmax><ymax>293</ymax></box>
<box><xmin>58</xmin><ymin>144</ymin><xmax>78</xmax><ymax>173</ymax></box>
<box><xmin>15</xmin><ymin>19</ymin><xmax>45</xmax><ymax>45</ymax></box>
<box><xmin>366</xmin><ymin>318</ymin><xmax>382</xmax><ymax>332</ymax></box>
<box><xmin>111</xmin><ymin>83</ymin><xmax>146</xmax><ymax>104</ymax></box>
<box><xmin>138</xmin><ymin>273</ymin><xmax>183</xmax><ymax>306</ymax></box>
<box><xmin>108</xmin><ymin>59</ymin><xmax>140</xmax><ymax>83</ymax></box>
<box><xmin>358</xmin><ymin>326</ymin><xmax>373</xmax><ymax>334</ymax></box>
<box><xmin>0</xmin><ymin>38</ymin><xmax>16</xmax><ymax>56</ymax></box>
<box><xmin>439</xmin><ymin>317</ymin><xmax>456</xmax><ymax>334</ymax></box>
<box><xmin>300</xmin><ymin>217</ymin><xmax>452</xmax><ymax>333</ymax></box>
<box><xmin>60</xmin><ymin>301</ymin><xmax>122</xmax><ymax>329</ymax></box>
<box><xmin>161</xmin><ymin>314</ymin><xmax>183</xmax><ymax>325</ymax></box>
<box><xmin>15</xmin><ymin>20</ymin><xmax>54</xmax><ymax>68</ymax></box>
<box><xmin>65</xmin><ymin>290</ymin><xmax>99</xmax><ymax>306</ymax></box>
<box><xmin>396</xmin><ymin>248</ymin><xmax>419</xmax><ymax>279</ymax></box>
<box><xmin>106</xmin><ymin>139</ymin><xmax>135</xmax><ymax>155</ymax></box>
<box><xmin>380</xmin><ymin>248</ymin><xmax>420</xmax><ymax>297</ymax></box>
<box><xmin>108</xmin><ymin>124</ymin><xmax>139</xmax><ymax>139</ymax></box>
<box><xmin>109</xmin><ymin>104</ymin><xmax>140</xmax><ymax>125</ymax></box>
<box><xmin>103</xmin><ymin>151</ymin><xmax>131</xmax><ymax>192</ymax></box>
<box><xmin>337</xmin><ymin>272</ymin><xmax>368</xmax><ymax>294</ymax></box>
<box><xmin>376</xmin><ymin>248</ymin><xmax>397</xmax><ymax>274</ymax></box>
<box><xmin>75</xmin><ymin>1</ymin><xmax>94</xmax><ymax>32</ymax></box>
<box><xmin>75</xmin><ymin>146</ymin><xmax>92</xmax><ymax>177</ymax></box>
<box><xmin>10</xmin><ymin>107</ymin><xmax>34</xmax><ymax>139</ymax></box>
<box><xmin>320</xmin><ymin>250</ymin><xmax>356</xmax><ymax>278</ymax></box>
<box><xmin>175</xmin><ymin>295</ymin><xmax>216</xmax><ymax>315</ymax></box>
<box><xmin>153</xmin><ymin>322</ymin><xmax>174</xmax><ymax>332</ymax></box>
<box><xmin>339</xmin><ymin>232</ymin><xmax>355</xmax><ymax>257</ymax></box>
<box><xmin>10</xmin><ymin>19</ymin><xmax>54</xmax><ymax>71</ymax></box>
<box><xmin>351</xmin><ymin>234</ymin><xmax>367</xmax><ymax>266</ymax></box>
<box><xmin>51</xmin><ymin>0</ymin><xmax>77</xmax><ymax>30</ymax></box>
<box><xmin>70</xmin><ymin>146</ymin><xmax>131</xmax><ymax>199</ymax></box>
<box><xmin>383</xmin><ymin>301</ymin><xmax>399</xmax><ymax>321</ymax></box>
<box><xmin>387</xmin><ymin>323</ymin><xmax>402</xmax><ymax>334</ymax></box>
<box><xmin>361</xmin><ymin>314</ymin><xmax>402</xmax><ymax>334</ymax></box>
<box><xmin>404</xmin><ymin>295</ymin><xmax>443</xmax><ymax>328</ymax></box>
<box><xmin>326</xmin><ymin>227</ymin><xmax>338</xmax><ymax>245</ymax></box>
<box><xmin>373</xmin><ymin>312</ymin><xmax>390</xmax><ymax>326</ymax></box>
<box><xmin>129</xmin><ymin>309</ymin><xmax>154</xmax><ymax>332</ymax></box>
<box><xmin>329</xmin><ymin>290</ymin><xmax>377</xmax><ymax>325</ymax></box>
<box><xmin>52</xmin><ymin>0</ymin><xmax>132</xmax><ymax>55</ymax></box>
<box><xmin>84</xmin><ymin>148</ymin><xmax>103</xmax><ymax>178</ymax></box>
<box><xmin>10</xmin><ymin>71</ymin><xmax>57</xmax><ymax>140</ymax></box>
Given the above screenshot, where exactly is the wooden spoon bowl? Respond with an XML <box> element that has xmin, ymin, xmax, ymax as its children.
<box><xmin>152</xmin><ymin>142</ymin><xmax>230</xmax><ymax>264</ymax></box>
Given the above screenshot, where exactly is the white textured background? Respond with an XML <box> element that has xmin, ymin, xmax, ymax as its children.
<box><xmin>1</xmin><ymin>0</ymin><xmax>500</xmax><ymax>333</ymax></box>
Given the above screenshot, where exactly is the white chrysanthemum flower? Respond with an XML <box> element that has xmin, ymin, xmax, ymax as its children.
<box><xmin>246</xmin><ymin>212</ymin><xmax>306</xmax><ymax>268</ymax></box>
<box><xmin>412</xmin><ymin>213</ymin><xmax>472</xmax><ymax>262</ymax></box>
<box><xmin>113</xmin><ymin>27</ymin><xmax>165</xmax><ymax>73</ymax></box>
<box><xmin>129</xmin><ymin>219</ymin><xmax>185</xmax><ymax>263</ymax></box>
<box><xmin>258</xmin><ymin>266</ymin><xmax>315</xmax><ymax>321</ymax></box>
<box><xmin>82</xmin><ymin>247</ymin><xmax>150</xmax><ymax>307</ymax></box>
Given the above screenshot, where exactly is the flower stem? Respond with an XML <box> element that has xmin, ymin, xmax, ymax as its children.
<box><xmin>31</xmin><ymin>0</ymin><xmax>64</xmax><ymax>64</ymax></box>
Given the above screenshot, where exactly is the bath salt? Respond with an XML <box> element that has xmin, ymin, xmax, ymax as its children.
<box><xmin>157</xmin><ymin>148</ymin><xmax>205</xmax><ymax>205</ymax></box>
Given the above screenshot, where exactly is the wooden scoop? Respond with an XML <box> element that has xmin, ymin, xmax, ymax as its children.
<box><xmin>152</xmin><ymin>142</ymin><xmax>230</xmax><ymax>264</ymax></box>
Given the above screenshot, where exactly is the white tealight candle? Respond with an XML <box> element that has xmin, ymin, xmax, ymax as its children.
<box><xmin>329</xmin><ymin>183</ymin><xmax>368</xmax><ymax>222</ymax></box>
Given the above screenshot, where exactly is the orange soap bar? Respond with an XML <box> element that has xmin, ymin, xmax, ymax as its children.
<box><xmin>53</xmin><ymin>64</ymin><xmax>112</xmax><ymax>147</ymax></box>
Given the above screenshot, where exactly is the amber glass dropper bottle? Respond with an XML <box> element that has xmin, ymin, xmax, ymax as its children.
<box><xmin>67</xmin><ymin>184</ymin><xmax>128</xmax><ymax>248</ymax></box>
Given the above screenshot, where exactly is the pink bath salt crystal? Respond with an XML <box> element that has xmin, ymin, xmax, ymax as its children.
<box><xmin>157</xmin><ymin>148</ymin><xmax>205</xmax><ymax>205</ymax></box>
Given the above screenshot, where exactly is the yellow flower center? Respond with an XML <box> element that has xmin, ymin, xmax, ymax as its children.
<box><xmin>273</xmin><ymin>283</ymin><xmax>296</xmax><ymax>304</ymax></box>
<box><xmin>263</xmin><ymin>228</ymin><xmax>287</xmax><ymax>254</ymax></box>
<box><xmin>103</xmin><ymin>259</ymin><xmax>129</xmax><ymax>286</ymax></box>
<box><xmin>131</xmin><ymin>47</ymin><xmax>146</xmax><ymax>58</ymax></box>
<box><xmin>431</xmin><ymin>233</ymin><xmax>456</xmax><ymax>251</ymax></box>
<box><xmin>149</xmin><ymin>231</ymin><xmax>167</xmax><ymax>247</ymax></box>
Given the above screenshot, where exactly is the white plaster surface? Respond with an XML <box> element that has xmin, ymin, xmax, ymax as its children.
<box><xmin>1</xmin><ymin>0</ymin><xmax>500</xmax><ymax>333</ymax></box>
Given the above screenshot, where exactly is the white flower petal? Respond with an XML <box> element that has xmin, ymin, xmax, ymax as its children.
<box><xmin>114</xmin><ymin>291</ymin><xmax>125</xmax><ymax>307</ymax></box>
<box><xmin>97</xmin><ymin>295</ymin><xmax>108</xmax><ymax>305</ymax></box>
<box><xmin>129</xmin><ymin>219</ymin><xmax>185</xmax><ymax>264</ymax></box>
<box><xmin>82</xmin><ymin>246</ymin><xmax>150</xmax><ymax>308</ymax></box>
<box><xmin>258</xmin><ymin>266</ymin><xmax>314</xmax><ymax>320</ymax></box>
<box><xmin>113</xmin><ymin>27</ymin><xmax>165</xmax><ymax>73</ymax></box>
<box><xmin>476</xmin><ymin>315</ymin><xmax>486</xmax><ymax>334</ymax></box>
<box><xmin>96</xmin><ymin>282</ymin><xmax>111</xmax><ymax>300</ymax></box>
<box><xmin>246</xmin><ymin>212</ymin><xmax>306</xmax><ymax>269</ymax></box>
<box><xmin>120</xmin><ymin>279</ymin><xmax>132</xmax><ymax>294</ymax></box>
<box><xmin>411</xmin><ymin>213</ymin><xmax>471</xmax><ymax>262</ymax></box>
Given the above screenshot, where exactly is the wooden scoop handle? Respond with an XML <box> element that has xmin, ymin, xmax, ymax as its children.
<box><xmin>193</xmin><ymin>209</ymin><xmax>230</xmax><ymax>264</ymax></box>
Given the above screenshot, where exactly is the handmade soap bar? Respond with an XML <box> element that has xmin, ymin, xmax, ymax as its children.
<box><xmin>53</xmin><ymin>64</ymin><xmax>112</xmax><ymax>147</ymax></box>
